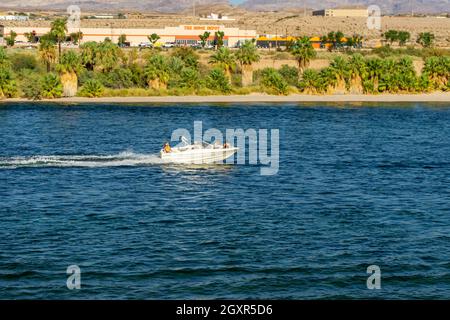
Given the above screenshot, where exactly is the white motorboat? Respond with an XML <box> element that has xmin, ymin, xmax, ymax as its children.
<box><xmin>159</xmin><ymin>137</ymin><xmax>238</xmax><ymax>164</ymax></box>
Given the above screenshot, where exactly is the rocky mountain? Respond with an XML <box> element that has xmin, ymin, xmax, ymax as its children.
<box><xmin>240</xmin><ymin>0</ymin><xmax>449</xmax><ymax>14</ymax></box>
<box><xmin>0</xmin><ymin>0</ymin><xmax>448</xmax><ymax>14</ymax></box>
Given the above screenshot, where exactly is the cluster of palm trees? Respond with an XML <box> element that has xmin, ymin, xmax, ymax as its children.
<box><xmin>298</xmin><ymin>54</ymin><xmax>450</xmax><ymax>94</ymax></box>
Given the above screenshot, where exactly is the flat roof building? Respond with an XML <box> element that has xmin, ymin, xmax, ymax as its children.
<box><xmin>313</xmin><ymin>8</ymin><xmax>368</xmax><ymax>18</ymax></box>
<box><xmin>0</xmin><ymin>24</ymin><xmax>256</xmax><ymax>47</ymax></box>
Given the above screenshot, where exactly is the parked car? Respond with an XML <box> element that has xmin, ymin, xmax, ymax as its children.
<box><xmin>138</xmin><ymin>42</ymin><xmax>152</xmax><ymax>48</ymax></box>
<box><xmin>163</xmin><ymin>42</ymin><xmax>175</xmax><ymax>48</ymax></box>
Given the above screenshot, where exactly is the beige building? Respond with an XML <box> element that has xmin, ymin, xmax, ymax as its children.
<box><xmin>0</xmin><ymin>24</ymin><xmax>257</xmax><ymax>47</ymax></box>
<box><xmin>313</xmin><ymin>8</ymin><xmax>369</xmax><ymax>18</ymax></box>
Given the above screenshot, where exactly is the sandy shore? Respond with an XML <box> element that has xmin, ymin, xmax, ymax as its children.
<box><xmin>2</xmin><ymin>93</ymin><xmax>450</xmax><ymax>104</ymax></box>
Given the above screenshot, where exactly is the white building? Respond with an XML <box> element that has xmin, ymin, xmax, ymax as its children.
<box><xmin>0</xmin><ymin>15</ymin><xmax>29</xmax><ymax>21</ymax></box>
<box><xmin>200</xmin><ymin>13</ymin><xmax>236</xmax><ymax>21</ymax></box>
<box><xmin>0</xmin><ymin>24</ymin><xmax>256</xmax><ymax>47</ymax></box>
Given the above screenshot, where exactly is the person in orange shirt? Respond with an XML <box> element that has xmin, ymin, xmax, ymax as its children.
<box><xmin>163</xmin><ymin>142</ymin><xmax>172</xmax><ymax>153</ymax></box>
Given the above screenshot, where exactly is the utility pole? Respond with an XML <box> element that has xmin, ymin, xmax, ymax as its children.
<box><xmin>410</xmin><ymin>0</ymin><xmax>414</xmax><ymax>17</ymax></box>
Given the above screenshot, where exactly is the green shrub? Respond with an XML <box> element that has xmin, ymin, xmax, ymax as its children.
<box><xmin>279</xmin><ymin>64</ymin><xmax>299</xmax><ymax>86</ymax></box>
<box><xmin>260</xmin><ymin>68</ymin><xmax>288</xmax><ymax>95</ymax></box>
<box><xmin>101</xmin><ymin>68</ymin><xmax>134</xmax><ymax>89</ymax></box>
<box><xmin>0</xmin><ymin>67</ymin><xmax>17</xmax><ymax>98</ymax></box>
<box><xmin>78</xmin><ymin>79</ymin><xmax>104</xmax><ymax>97</ymax></box>
<box><xmin>41</xmin><ymin>73</ymin><xmax>63</xmax><ymax>98</ymax></box>
<box><xmin>10</xmin><ymin>53</ymin><xmax>38</xmax><ymax>72</ymax></box>
<box><xmin>21</xmin><ymin>74</ymin><xmax>43</xmax><ymax>100</ymax></box>
<box><xmin>205</xmin><ymin>68</ymin><xmax>231</xmax><ymax>93</ymax></box>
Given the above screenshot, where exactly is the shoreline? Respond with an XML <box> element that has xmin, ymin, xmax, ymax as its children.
<box><xmin>2</xmin><ymin>93</ymin><xmax>450</xmax><ymax>104</ymax></box>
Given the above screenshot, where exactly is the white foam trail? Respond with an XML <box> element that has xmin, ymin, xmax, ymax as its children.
<box><xmin>0</xmin><ymin>151</ymin><xmax>164</xmax><ymax>169</ymax></box>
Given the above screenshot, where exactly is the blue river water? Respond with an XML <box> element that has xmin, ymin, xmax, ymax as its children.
<box><xmin>1</xmin><ymin>102</ymin><xmax>449</xmax><ymax>299</ymax></box>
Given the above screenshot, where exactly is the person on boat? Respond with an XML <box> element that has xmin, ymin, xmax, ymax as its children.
<box><xmin>163</xmin><ymin>142</ymin><xmax>172</xmax><ymax>153</ymax></box>
<box><xmin>223</xmin><ymin>142</ymin><xmax>230</xmax><ymax>149</ymax></box>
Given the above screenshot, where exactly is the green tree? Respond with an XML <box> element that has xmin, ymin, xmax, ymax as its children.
<box><xmin>96</xmin><ymin>40</ymin><xmax>120</xmax><ymax>72</ymax></box>
<box><xmin>417</xmin><ymin>32</ymin><xmax>435</xmax><ymax>48</ymax></box>
<box><xmin>209</xmin><ymin>47</ymin><xmax>236</xmax><ymax>80</ymax></box>
<box><xmin>56</xmin><ymin>50</ymin><xmax>82</xmax><ymax>97</ymax></box>
<box><xmin>144</xmin><ymin>54</ymin><xmax>170</xmax><ymax>90</ymax></box>
<box><xmin>198</xmin><ymin>31</ymin><xmax>211</xmax><ymax>48</ymax></box>
<box><xmin>235</xmin><ymin>40</ymin><xmax>261</xmax><ymax>87</ymax></box>
<box><xmin>383</xmin><ymin>30</ymin><xmax>399</xmax><ymax>45</ymax></box>
<box><xmin>50</xmin><ymin>18</ymin><xmax>68</xmax><ymax>63</ymax></box>
<box><xmin>80</xmin><ymin>41</ymin><xmax>98</xmax><ymax>71</ymax></box>
<box><xmin>328</xmin><ymin>56</ymin><xmax>350</xmax><ymax>93</ymax></box>
<box><xmin>39</xmin><ymin>34</ymin><xmax>57</xmax><ymax>72</ymax></box>
<box><xmin>334</xmin><ymin>31</ymin><xmax>345</xmax><ymax>50</ymax></box>
<box><xmin>290</xmin><ymin>36</ymin><xmax>316</xmax><ymax>75</ymax></box>
<box><xmin>0</xmin><ymin>47</ymin><xmax>10</xmax><ymax>69</ymax></box>
<box><xmin>118</xmin><ymin>34</ymin><xmax>127</xmax><ymax>47</ymax></box>
<box><xmin>397</xmin><ymin>31</ymin><xmax>411</xmax><ymax>46</ymax></box>
<box><xmin>148</xmin><ymin>33</ymin><xmax>161</xmax><ymax>47</ymax></box>
<box><xmin>4</xmin><ymin>30</ymin><xmax>17</xmax><ymax>47</ymax></box>
<box><xmin>69</xmin><ymin>31</ymin><xmax>83</xmax><ymax>45</ymax></box>
<box><xmin>171</xmin><ymin>47</ymin><xmax>199</xmax><ymax>69</ymax></box>
<box><xmin>348</xmin><ymin>54</ymin><xmax>368</xmax><ymax>94</ymax></box>
<box><xmin>0</xmin><ymin>67</ymin><xmax>17</xmax><ymax>98</ymax></box>
<box><xmin>214</xmin><ymin>31</ymin><xmax>225</xmax><ymax>49</ymax></box>
<box><xmin>24</xmin><ymin>31</ymin><xmax>37</xmax><ymax>43</ymax></box>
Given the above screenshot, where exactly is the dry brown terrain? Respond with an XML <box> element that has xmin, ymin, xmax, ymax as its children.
<box><xmin>3</xmin><ymin>12</ymin><xmax>450</xmax><ymax>47</ymax></box>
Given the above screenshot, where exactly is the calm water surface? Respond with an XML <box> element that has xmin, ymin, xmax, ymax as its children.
<box><xmin>1</xmin><ymin>102</ymin><xmax>449</xmax><ymax>299</ymax></box>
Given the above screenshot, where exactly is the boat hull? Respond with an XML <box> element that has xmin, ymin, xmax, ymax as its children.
<box><xmin>160</xmin><ymin>147</ymin><xmax>238</xmax><ymax>164</ymax></box>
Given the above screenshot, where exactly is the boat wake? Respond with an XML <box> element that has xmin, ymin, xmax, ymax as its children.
<box><xmin>0</xmin><ymin>151</ymin><xmax>165</xmax><ymax>169</ymax></box>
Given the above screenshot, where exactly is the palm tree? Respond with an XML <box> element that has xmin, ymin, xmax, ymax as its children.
<box><xmin>56</xmin><ymin>50</ymin><xmax>81</xmax><ymax>97</ymax></box>
<box><xmin>328</xmin><ymin>56</ymin><xmax>349</xmax><ymax>94</ymax></box>
<box><xmin>298</xmin><ymin>69</ymin><xmax>320</xmax><ymax>94</ymax></box>
<box><xmin>80</xmin><ymin>41</ymin><xmax>98</xmax><ymax>71</ymax></box>
<box><xmin>50</xmin><ymin>18</ymin><xmax>68</xmax><ymax>63</ymax></box>
<box><xmin>144</xmin><ymin>54</ymin><xmax>170</xmax><ymax>90</ymax></box>
<box><xmin>365</xmin><ymin>58</ymin><xmax>385</xmax><ymax>93</ymax></box>
<box><xmin>209</xmin><ymin>47</ymin><xmax>236</xmax><ymax>80</ymax></box>
<box><xmin>39</xmin><ymin>35</ymin><xmax>57</xmax><ymax>72</ymax></box>
<box><xmin>290</xmin><ymin>36</ymin><xmax>316</xmax><ymax>75</ymax></box>
<box><xmin>198</xmin><ymin>31</ymin><xmax>211</xmax><ymax>48</ymax></box>
<box><xmin>347</xmin><ymin>54</ymin><xmax>368</xmax><ymax>94</ymax></box>
<box><xmin>235</xmin><ymin>40</ymin><xmax>261</xmax><ymax>87</ymax></box>
<box><xmin>423</xmin><ymin>56</ymin><xmax>450</xmax><ymax>89</ymax></box>
<box><xmin>96</xmin><ymin>40</ymin><xmax>119</xmax><ymax>72</ymax></box>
